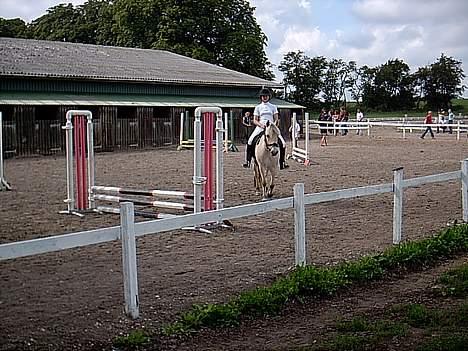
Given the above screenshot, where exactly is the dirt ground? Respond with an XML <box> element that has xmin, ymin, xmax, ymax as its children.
<box><xmin>1</xmin><ymin>128</ymin><xmax>467</xmax><ymax>350</ymax></box>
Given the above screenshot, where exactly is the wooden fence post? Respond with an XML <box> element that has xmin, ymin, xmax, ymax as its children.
<box><xmin>120</xmin><ymin>202</ymin><xmax>139</xmax><ymax>319</ymax></box>
<box><xmin>294</xmin><ymin>183</ymin><xmax>306</xmax><ymax>266</ymax></box>
<box><xmin>393</xmin><ymin>167</ymin><xmax>404</xmax><ymax>244</ymax></box>
<box><xmin>462</xmin><ymin>159</ymin><xmax>468</xmax><ymax>222</ymax></box>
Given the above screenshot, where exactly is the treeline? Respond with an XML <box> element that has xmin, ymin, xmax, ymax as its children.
<box><xmin>1</xmin><ymin>1</ymin><xmax>465</xmax><ymax>112</ymax></box>
<box><xmin>278</xmin><ymin>51</ymin><xmax>466</xmax><ymax>111</ymax></box>
<box><xmin>0</xmin><ymin>0</ymin><xmax>273</xmax><ymax>80</ymax></box>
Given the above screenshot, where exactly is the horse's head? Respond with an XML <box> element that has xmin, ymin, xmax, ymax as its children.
<box><xmin>264</xmin><ymin>121</ymin><xmax>280</xmax><ymax>156</ymax></box>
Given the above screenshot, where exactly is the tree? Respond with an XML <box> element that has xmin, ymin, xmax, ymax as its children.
<box><xmin>361</xmin><ymin>59</ymin><xmax>414</xmax><ymax>111</ymax></box>
<box><xmin>29</xmin><ymin>4</ymin><xmax>83</xmax><ymax>42</ymax></box>
<box><xmin>278</xmin><ymin>51</ymin><xmax>326</xmax><ymax>109</ymax></box>
<box><xmin>153</xmin><ymin>0</ymin><xmax>273</xmax><ymax>79</ymax></box>
<box><xmin>0</xmin><ymin>18</ymin><xmax>28</xmax><ymax>38</ymax></box>
<box><xmin>420</xmin><ymin>53</ymin><xmax>465</xmax><ymax>109</ymax></box>
<box><xmin>322</xmin><ymin>59</ymin><xmax>355</xmax><ymax>108</ymax></box>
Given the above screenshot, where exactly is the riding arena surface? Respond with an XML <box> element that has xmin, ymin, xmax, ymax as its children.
<box><xmin>1</xmin><ymin>128</ymin><xmax>467</xmax><ymax>350</ymax></box>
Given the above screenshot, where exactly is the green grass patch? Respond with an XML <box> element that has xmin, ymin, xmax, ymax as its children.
<box><xmin>416</xmin><ymin>334</ymin><xmax>468</xmax><ymax>351</ymax></box>
<box><xmin>437</xmin><ymin>264</ymin><xmax>468</xmax><ymax>297</ymax></box>
<box><xmin>162</xmin><ymin>225</ymin><xmax>468</xmax><ymax>336</ymax></box>
<box><xmin>113</xmin><ymin>329</ymin><xmax>150</xmax><ymax>349</ymax></box>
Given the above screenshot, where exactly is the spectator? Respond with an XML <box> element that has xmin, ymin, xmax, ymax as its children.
<box><xmin>318</xmin><ymin>109</ymin><xmax>328</xmax><ymax>146</ymax></box>
<box><xmin>241</xmin><ymin>111</ymin><xmax>253</xmax><ymax>144</ymax></box>
<box><xmin>448</xmin><ymin>109</ymin><xmax>454</xmax><ymax>134</ymax></box>
<box><xmin>289</xmin><ymin>118</ymin><xmax>301</xmax><ymax>148</ymax></box>
<box><xmin>437</xmin><ymin>110</ymin><xmax>446</xmax><ymax>133</ymax></box>
<box><xmin>340</xmin><ymin>107</ymin><xmax>349</xmax><ymax>136</ymax></box>
<box><xmin>420</xmin><ymin>111</ymin><xmax>435</xmax><ymax>139</ymax></box>
<box><xmin>356</xmin><ymin>108</ymin><xmax>364</xmax><ymax>135</ymax></box>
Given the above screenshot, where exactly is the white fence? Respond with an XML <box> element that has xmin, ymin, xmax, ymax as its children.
<box><xmin>308</xmin><ymin>119</ymin><xmax>468</xmax><ymax>140</ymax></box>
<box><xmin>1</xmin><ymin>160</ymin><xmax>468</xmax><ymax>318</ymax></box>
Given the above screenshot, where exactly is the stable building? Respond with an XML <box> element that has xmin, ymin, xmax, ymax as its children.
<box><xmin>0</xmin><ymin>37</ymin><xmax>303</xmax><ymax>157</ymax></box>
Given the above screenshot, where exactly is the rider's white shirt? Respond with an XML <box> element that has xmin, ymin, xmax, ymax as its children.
<box><xmin>254</xmin><ymin>102</ymin><xmax>278</xmax><ymax>124</ymax></box>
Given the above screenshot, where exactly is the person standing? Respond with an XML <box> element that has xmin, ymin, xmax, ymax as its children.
<box><xmin>241</xmin><ymin>111</ymin><xmax>253</xmax><ymax>144</ymax></box>
<box><xmin>420</xmin><ymin>111</ymin><xmax>435</xmax><ymax>139</ymax></box>
<box><xmin>318</xmin><ymin>109</ymin><xmax>328</xmax><ymax>146</ymax></box>
<box><xmin>242</xmin><ymin>88</ymin><xmax>289</xmax><ymax>169</ymax></box>
<box><xmin>356</xmin><ymin>108</ymin><xmax>364</xmax><ymax>135</ymax></box>
<box><xmin>448</xmin><ymin>108</ymin><xmax>454</xmax><ymax>134</ymax></box>
<box><xmin>289</xmin><ymin>118</ymin><xmax>300</xmax><ymax>148</ymax></box>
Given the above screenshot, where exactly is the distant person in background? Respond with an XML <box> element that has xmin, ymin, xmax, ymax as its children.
<box><xmin>448</xmin><ymin>108</ymin><xmax>454</xmax><ymax>134</ymax></box>
<box><xmin>356</xmin><ymin>108</ymin><xmax>364</xmax><ymax>135</ymax></box>
<box><xmin>289</xmin><ymin>118</ymin><xmax>301</xmax><ymax>148</ymax></box>
<box><xmin>437</xmin><ymin>110</ymin><xmax>446</xmax><ymax>133</ymax></box>
<box><xmin>339</xmin><ymin>107</ymin><xmax>349</xmax><ymax>136</ymax></box>
<box><xmin>241</xmin><ymin>111</ymin><xmax>253</xmax><ymax>144</ymax></box>
<box><xmin>420</xmin><ymin>111</ymin><xmax>435</xmax><ymax>139</ymax></box>
<box><xmin>318</xmin><ymin>109</ymin><xmax>328</xmax><ymax>146</ymax></box>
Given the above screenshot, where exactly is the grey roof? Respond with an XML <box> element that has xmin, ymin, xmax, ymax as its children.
<box><xmin>0</xmin><ymin>37</ymin><xmax>282</xmax><ymax>88</ymax></box>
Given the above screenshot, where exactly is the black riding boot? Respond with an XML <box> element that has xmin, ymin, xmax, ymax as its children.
<box><xmin>279</xmin><ymin>144</ymin><xmax>289</xmax><ymax>169</ymax></box>
<box><xmin>242</xmin><ymin>144</ymin><xmax>253</xmax><ymax>168</ymax></box>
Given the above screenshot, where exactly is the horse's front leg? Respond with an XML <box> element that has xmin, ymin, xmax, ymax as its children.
<box><xmin>261</xmin><ymin>167</ymin><xmax>269</xmax><ymax>199</ymax></box>
<box><xmin>267</xmin><ymin>173</ymin><xmax>274</xmax><ymax>198</ymax></box>
<box><xmin>254</xmin><ymin>162</ymin><xmax>262</xmax><ymax>195</ymax></box>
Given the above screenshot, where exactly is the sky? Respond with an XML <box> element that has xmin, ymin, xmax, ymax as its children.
<box><xmin>1</xmin><ymin>0</ymin><xmax>468</xmax><ymax>94</ymax></box>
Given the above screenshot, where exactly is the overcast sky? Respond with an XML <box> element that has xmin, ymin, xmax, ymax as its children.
<box><xmin>1</xmin><ymin>0</ymin><xmax>467</xmax><ymax>94</ymax></box>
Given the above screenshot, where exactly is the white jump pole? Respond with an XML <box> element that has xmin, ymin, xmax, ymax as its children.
<box><xmin>61</xmin><ymin>110</ymin><xmax>93</xmax><ymax>216</ymax></box>
<box><xmin>0</xmin><ymin>112</ymin><xmax>12</xmax><ymax>191</ymax></box>
<box><xmin>193</xmin><ymin>107</ymin><xmax>223</xmax><ymax>214</ymax></box>
<box><xmin>216</xmin><ymin>112</ymin><xmax>224</xmax><ymax>210</ymax></box>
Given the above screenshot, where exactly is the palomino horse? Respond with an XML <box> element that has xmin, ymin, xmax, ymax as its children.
<box><xmin>253</xmin><ymin>121</ymin><xmax>280</xmax><ymax>199</ymax></box>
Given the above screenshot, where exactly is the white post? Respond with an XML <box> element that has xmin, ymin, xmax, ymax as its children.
<box><xmin>292</xmin><ymin>112</ymin><xmax>297</xmax><ymax>150</ymax></box>
<box><xmin>0</xmin><ymin>112</ymin><xmax>12</xmax><ymax>191</ymax></box>
<box><xmin>63</xmin><ymin>113</ymin><xmax>75</xmax><ymax>212</ymax></box>
<box><xmin>367</xmin><ymin>119</ymin><xmax>371</xmax><ymax>137</ymax></box>
<box><xmin>294</xmin><ymin>183</ymin><xmax>306</xmax><ymax>266</ymax></box>
<box><xmin>462</xmin><ymin>159</ymin><xmax>468</xmax><ymax>222</ymax></box>
<box><xmin>393</xmin><ymin>167</ymin><xmax>404</xmax><ymax>244</ymax></box>
<box><xmin>178</xmin><ymin>112</ymin><xmax>184</xmax><ymax>147</ymax></box>
<box><xmin>304</xmin><ymin>112</ymin><xmax>309</xmax><ymax>165</ymax></box>
<box><xmin>215</xmin><ymin>113</ymin><xmax>224</xmax><ymax>211</ymax></box>
<box><xmin>193</xmin><ymin>113</ymin><xmax>203</xmax><ymax>213</ymax></box>
<box><xmin>402</xmin><ymin>115</ymin><xmax>406</xmax><ymax>139</ymax></box>
<box><xmin>223</xmin><ymin>112</ymin><xmax>229</xmax><ymax>153</ymax></box>
<box><xmin>86</xmin><ymin>114</ymin><xmax>95</xmax><ymax>210</ymax></box>
<box><xmin>457</xmin><ymin>121</ymin><xmax>461</xmax><ymax>141</ymax></box>
<box><xmin>120</xmin><ymin>202</ymin><xmax>139</xmax><ymax>319</ymax></box>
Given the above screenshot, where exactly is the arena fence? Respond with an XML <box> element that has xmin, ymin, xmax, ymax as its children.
<box><xmin>1</xmin><ymin>161</ymin><xmax>468</xmax><ymax>318</ymax></box>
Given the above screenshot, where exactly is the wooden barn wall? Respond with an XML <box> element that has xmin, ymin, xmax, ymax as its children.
<box><xmin>0</xmin><ymin>104</ymin><xmax>295</xmax><ymax>157</ymax></box>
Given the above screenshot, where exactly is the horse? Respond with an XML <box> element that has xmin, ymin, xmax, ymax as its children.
<box><xmin>253</xmin><ymin>121</ymin><xmax>280</xmax><ymax>199</ymax></box>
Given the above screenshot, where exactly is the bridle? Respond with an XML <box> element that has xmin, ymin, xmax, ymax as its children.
<box><xmin>264</xmin><ymin>127</ymin><xmax>279</xmax><ymax>154</ymax></box>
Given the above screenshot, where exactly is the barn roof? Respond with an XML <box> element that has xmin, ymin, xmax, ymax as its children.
<box><xmin>0</xmin><ymin>37</ymin><xmax>282</xmax><ymax>88</ymax></box>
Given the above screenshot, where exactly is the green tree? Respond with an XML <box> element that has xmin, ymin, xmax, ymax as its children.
<box><xmin>361</xmin><ymin>59</ymin><xmax>414</xmax><ymax>111</ymax></box>
<box><xmin>29</xmin><ymin>4</ymin><xmax>83</xmax><ymax>42</ymax></box>
<box><xmin>153</xmin><ymin>0</ymin><xmax>273</xmax><ymax>79</ymax></box>
<box><xmin>322</xmin><ymin>59</ymin><xmax>355</xmax><ymax>108</ymax></box>
<box><xmin>278</xmin><ymin>51</ymin><xmax>326</xmax><ymax>109</ymax></box>
<box><xmin>0</xmin><ymin>18</ymin><xmax>28</xmax><ymax>38</ymax></box>
<box><xmin>419</xmin><ymin>53</ymin><xmax>465</xmax><ymax>109</ymax></box>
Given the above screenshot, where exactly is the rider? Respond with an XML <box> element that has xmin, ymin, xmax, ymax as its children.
<box><xmin>242</xmin><ymin>88</ymin><xmax>289</xmax><ymax>169</ymax></box>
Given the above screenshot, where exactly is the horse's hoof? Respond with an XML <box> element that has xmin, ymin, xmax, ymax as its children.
<box><xmin>255</xmin><ymin>191</ymin><xmax>261</xmax><ymax>196</ymax></box>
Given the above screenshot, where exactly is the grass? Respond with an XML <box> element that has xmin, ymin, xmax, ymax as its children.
<box><xmin>292</xmin><ymin>261</ymin><xmax>468</xmax><ymax>351</ymax></box>
<box><xmin>113</xmin><ymin>224</ymin><xmax>468</xmax><ymax>350</ymax></box>
<box><xmin>161</xmin><ymin>224</ymin><xmax>468</xmax><ymax>336</ymax></box>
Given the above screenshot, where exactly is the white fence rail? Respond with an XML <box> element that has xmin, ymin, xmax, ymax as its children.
<box><xmin>308</xmin><ymin>119</ymin><xmax>468</xmax><ymax>140</ymax></box>
<box><xmin>1</xmin><ymin>160</ymin><xmax>468</xmax><ymax>318</ymax></box>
